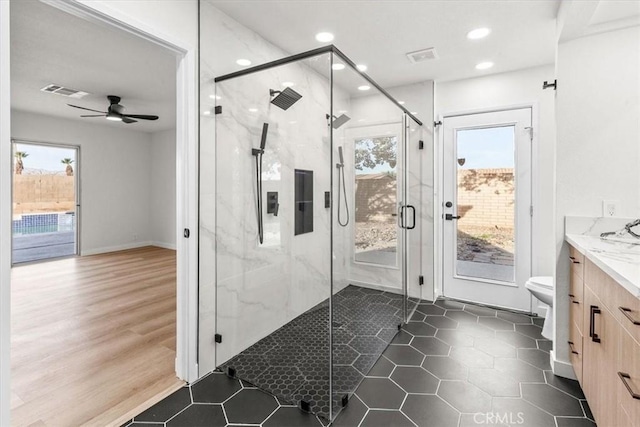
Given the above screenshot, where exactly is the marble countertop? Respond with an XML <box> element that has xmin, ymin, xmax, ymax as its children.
<box><xmin>566</xmin><ymin>233</ymin><xmax>640</xmax><ymax>298</ymax></box>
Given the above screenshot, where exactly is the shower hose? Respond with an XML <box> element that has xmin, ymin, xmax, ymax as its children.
<box><xmin>337</xmin><ymin>164</ymin><xmax>349</xmax><ymax>227</ymax></box>
<box><xmin>255</xmin><ymin>152</ymin><xmax>264</xmax><ymax>243</ymax></box>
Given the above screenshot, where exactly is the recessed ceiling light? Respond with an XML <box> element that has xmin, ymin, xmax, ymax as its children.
<box><xmin>282</xmin><ymin>81</ymin><xmax>295</xmax><ymax>87</ymax></box>
<box><xmin>236</xmin><ymin>59</ymin><xmax>252</xmax><ymax>66</ymax></box>
<box><xmin>315</xmin><ymin>32</ymin><xmax>334</xmax><ymax>42</ymax></box>
<box><xmin>356</xmin><ymin>64</ymin><xmax>367</xmax><ymax>72</ymax></box>
<box><xmin>358</xmin><ymin>85</ymin><xmax>371</xmax><ymax>91</ymax></box>
<box><xmin>248</xmin><ymin>108</ymin><xmax>258</xmax><ymax>112</ymax></box>
<box><xmin>475</xmin><ymin>61</ymin><xmax>494</xmax><ymax>70</ymax></box>
<box><xmin>398</xmin><ymin>101</ymin><xmax>405</xmax><ymax>105</ymax></box>
<box><xmin>467</xmin><ymin>27</ymin><xmax>491</xmax><ymax>40</ymax></box>
<box><xmin>332</xmin><ymin>63</ymin><xmax>345</xmax><ymax>71</ymax></box>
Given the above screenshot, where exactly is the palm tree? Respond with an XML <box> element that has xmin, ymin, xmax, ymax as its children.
<box><xmin>14</xmin><ymin>151</ymin><xmax>28</xmax><ymax>175</ymax></box>
<box><xmin>61</xmin><ymin>158</ymin><xmax>74</xmax><ymax>176</ymax></box>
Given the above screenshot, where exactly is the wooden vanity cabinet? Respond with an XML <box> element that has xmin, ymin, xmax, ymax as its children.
<box><xmin>568</xmin><ymin>245</ymin><xmax>584</xmax><ymax>383</ymax></box>
<box><xmin>568</xmin><ymin>245</ymin><xmax>640</xmax><ymax>427</ymax></box>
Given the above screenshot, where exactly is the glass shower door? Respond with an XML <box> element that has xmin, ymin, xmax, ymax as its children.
<box><xmin>330</xmin><ymin>56</ymin><xmax>419</xmax><ymax>420</ymax></box>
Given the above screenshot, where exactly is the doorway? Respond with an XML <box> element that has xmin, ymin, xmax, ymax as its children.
<box><xmin>11</xmin><ymin>140</ymin><xmax>79</xmax><ymax>264</ymax></box>
<box><xmin>442</xmin><ymin>108</ymin><xmax>532</xmax><ymax>311</ymax></box>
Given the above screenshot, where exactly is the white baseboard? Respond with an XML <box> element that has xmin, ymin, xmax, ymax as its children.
<box><xmin>81</xmin><ymin>241</ymin><xmax>154</xmax><ymax>256</ymax></box>
<box><xmin>550</xmin><ymin>350</ymin><xmax>577</xmax><ymax>380</ymax></box>
<box><xmin>150</xmin><ymin>241</ymin><xmax>177</xmax><ymax>250</ymax></box>
<box><xmin>81</xmin><ymin>240</ymin><xmax>177</xmax><ymax>256</ymax></box>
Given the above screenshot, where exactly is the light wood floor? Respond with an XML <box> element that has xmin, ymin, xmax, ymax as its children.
<box><xmin>10</xmin><ymin>246</ymin><xmax>184</xmax><ymax>426</ymax></box>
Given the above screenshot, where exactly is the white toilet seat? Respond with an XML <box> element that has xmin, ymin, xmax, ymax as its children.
<box><xmin>527</xmin><ymin>276</ymin><xmax>553</xmax><ymax>289</ymax></box>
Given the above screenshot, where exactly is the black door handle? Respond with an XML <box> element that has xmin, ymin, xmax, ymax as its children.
<box><xmin>407</xmin><ymin>205</ymin><xmax>416</xmax><ymax>230</ymax></box>
<box><xmin>445</xmin><ymin>214</ymin><xmax>461</xmax><ymax>220</ymax></box>
<box><xmin>589</xmin><ymin>305</ymin><xmax>601</xmax><ymax>343</ymax></box>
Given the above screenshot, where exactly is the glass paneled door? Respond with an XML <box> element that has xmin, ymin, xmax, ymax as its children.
<box><xmin>442</xmin><ymin>108</ymin><xmax>532</xmax><ymax>311</ymax></box>
<box><xmin>11</xmin><ymin>140</ymin><xmax>79</xmax><ymax>264</ymax></box>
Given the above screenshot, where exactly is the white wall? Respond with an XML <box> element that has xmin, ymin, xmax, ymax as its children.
<box><xmin>150</xmin><ymin>129</ymin><xmax>176</xmax><ymax>249</ymax></box>
<box><xmin>554</xmin><ymin>25</ymin><xmax>640</xmax><ymax>374</ymax></box>
<box><xmin>11</xmin><ymin>110</ymin><xmax>157</xmax><ymax>254</ymax></box>
<box><xmin>435</xmin><ymin>65</ymin><xmax>557</xmax><ymax>297</ymax></box>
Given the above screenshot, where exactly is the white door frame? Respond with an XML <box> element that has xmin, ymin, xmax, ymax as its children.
<box><xmin>0</xmin><ymin>2</ymin><xmax>199</xmax><ymax>423</ymax></box>
<box><xmin>1</xmin><ymin>2</ymin><xmax>12</xmax><ymax>424</ymax></box>
<box><xmin>435</xmin><ymin>104</ymin><xmax>539</xmax><ymax>309</ymax></box>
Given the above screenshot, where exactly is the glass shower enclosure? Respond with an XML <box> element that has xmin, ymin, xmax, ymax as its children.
<box><xmin>213</xmin><ymin>46</ymin><xmax>423</xmax><ymax>422</ymax></box>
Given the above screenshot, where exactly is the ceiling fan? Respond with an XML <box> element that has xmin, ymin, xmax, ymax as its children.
<box><xmin>67</xmin><ymin>95</ymin><xmax>159</xmax><ymax>124</ymax></box>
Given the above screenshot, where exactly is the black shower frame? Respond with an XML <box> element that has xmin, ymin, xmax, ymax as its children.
<box><xmin>214</xmin><ymin>44</ymin><xmax>423</xmax><ymax>126</ymax></box>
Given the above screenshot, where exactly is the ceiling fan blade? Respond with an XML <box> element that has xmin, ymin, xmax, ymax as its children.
<box><xmin>80</xmin><ymin>114</ymin><xmax>105</xmax><ymax>117</ymax></box>
<box><xmin>68</xmin><ymin>104</ymin><xmax>106</xmax><ymax>114</ymax></box>
<box><xmin>122</xmin><ymin>117</ymin><xmax>138</xmax><ymax>124</ymax></box>
<box><xmin>123</xmin><ymin>114</ymin><xmax>159</xmax><ymax>121</ymax></box>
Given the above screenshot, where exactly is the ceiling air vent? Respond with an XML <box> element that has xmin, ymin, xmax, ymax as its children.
<box><xmin>40</xmin><ymin>84</ymin><xmax>89</xmax><ymax>99</ymax></box>
<box><xmin>406</xmin><ymin>48</ymin><xmax>438</xmax><ymax>64</ymax></box>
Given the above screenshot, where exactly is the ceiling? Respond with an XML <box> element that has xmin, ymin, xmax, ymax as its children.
<box><xmin>10</xmin><ymin>0</ymin><xmax>176</xmax><ymax>133</ymax></box>
<box><xmin>211</xmin><ymin>0</ymin><xmax>561</xmax><ymax>88</ymax></box>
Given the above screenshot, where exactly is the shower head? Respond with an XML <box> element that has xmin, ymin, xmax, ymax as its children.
<box><xmin>269</xmin><ymin>87</ymin><xmax>302</xmax><ymax>110</ymax></box>
<box><xmin>331</xmin><ymin>114</ymin><xmax>351</xmax><ymax>129</ymax></box>
<box><xmin>260</xmin><ymin>122</ymin><xmax>269</xmax><ymax>150</ymax></box>
<box><xmin>338</xmin><ymin>146</ymin><xmax>344</xmax><ymax>166</ymax></box>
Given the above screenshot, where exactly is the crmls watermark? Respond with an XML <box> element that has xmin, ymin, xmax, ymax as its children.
<box><xmin>473</xmin><ymin>412</ymin><xmax>525</xmax><ymax>425</ymax></box>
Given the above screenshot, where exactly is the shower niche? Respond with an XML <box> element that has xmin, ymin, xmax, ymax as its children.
<box><xmin>294</xmin><ymin>169</ymin><xmax>313</xmax><ymax>235</ymax></box>
<box><xmin>212</xmin><ymin>46</ymin><xmax>424</xmax><ymax>422</ymax></box>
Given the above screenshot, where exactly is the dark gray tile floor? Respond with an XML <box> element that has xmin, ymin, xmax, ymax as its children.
<box><xmin>124</xmin><ymin>297</ymin><xmax>596</xmax><ymax>427</ymax></box>
<box><xmin>333</xmin><ymin>299</ymin><xmax>596</xmax><ymax>427</ymax></box>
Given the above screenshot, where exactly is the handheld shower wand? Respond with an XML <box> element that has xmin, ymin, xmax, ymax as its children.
<box><xmin>252</xmin><ymin>123</ymin><xmax>269</xmax><ymax>244</ymax></box>
<box><xmin>337</xmin><ymin>146</ymin><xmax>349</xmax><ymax>227</ymax></box>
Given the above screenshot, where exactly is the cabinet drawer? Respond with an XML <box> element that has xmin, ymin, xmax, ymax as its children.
<box><xmin>569</xmin><ymin>320</ymin><xmax>583</xmax><ymax>384</ymax></box>
<box><xmin>570</xmin><ymin>267</ymin><xmax>584</xmax><ymax>334</ymax></box>
<box><xmin>611</xmin><ymin>280</ymin><xmax>640</xmax><ymax>345</ymax></box>
<box><xmin>569</xmin><ymin>245</ymin><xmax>584</xmax><ymax>279</ymax></box>
<box><xmin>618</xmin><ymin>329</ymin><xmax>640</xmax><ymax>427</ymax></box>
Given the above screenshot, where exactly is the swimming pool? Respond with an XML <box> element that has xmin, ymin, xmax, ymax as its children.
<box><xmin>12</xmin><ymin>212</ymin><xmax>75</xmax><ymax>236</ymax></box>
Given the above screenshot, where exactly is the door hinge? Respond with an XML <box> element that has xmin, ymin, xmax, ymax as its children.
<box><xmin>530</xmin><ymin>206</ymin><xmax>534</xmax><ymax>217</ymax></box>
<box><xmin>215</xmin><ymin>105</ymin><xmax>222</xmax><ymax>114</ymax></box>
<box><xmin>419</xmin><ymin>140</ymin><xmax>424</xmax><ymax>150</ymax></box>
<box><xmin>184</xmin><ymin>228</ymin><xmax>190</xmax><ymax>238</ymax></box>
<box><xmin>215</xmin><ymin>333</ymin><xmax>222</xmax><ymax>343</ymax></box>
<box><xmin>419</xmin><ymin>275</ymin><xmax>424</xmax><ymax>286</ymax></box>
<box><xmin>434</xmin><ymin>120</ymin><xmax>442</xmax><ymax>127</ymax></box>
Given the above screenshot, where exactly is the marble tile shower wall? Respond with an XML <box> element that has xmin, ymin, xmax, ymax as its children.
<box><xmin>214</xmin><ymin>58</ymin><xmax>342</xmax><ymax>364</ymax></box>
<box><xmin>198</xmin><ymin>3</ymin><xmax>348</xmax><ymax>373</ymax></box>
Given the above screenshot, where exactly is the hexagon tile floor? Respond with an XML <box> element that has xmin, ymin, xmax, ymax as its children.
<box><xmin>217</xmin><ymin>285</ymin><xmax>418</xmax><ymax>419</ymax></box>
<box><xmin>123</xmin><ymin>297</ymin><xmax>597</xmax><ymax>427</ymax></box>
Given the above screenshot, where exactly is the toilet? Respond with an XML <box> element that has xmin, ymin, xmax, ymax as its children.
<box><xmin>525</xmin><ymin>276</ymin><xmax>554</xmax><ymax>340</ymax></box>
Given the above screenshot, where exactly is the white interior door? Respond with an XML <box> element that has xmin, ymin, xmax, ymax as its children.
<box><xmin>442</xmin><ymin>108</ymin><xmax>532</xmax><ymax>311</ymax></box>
